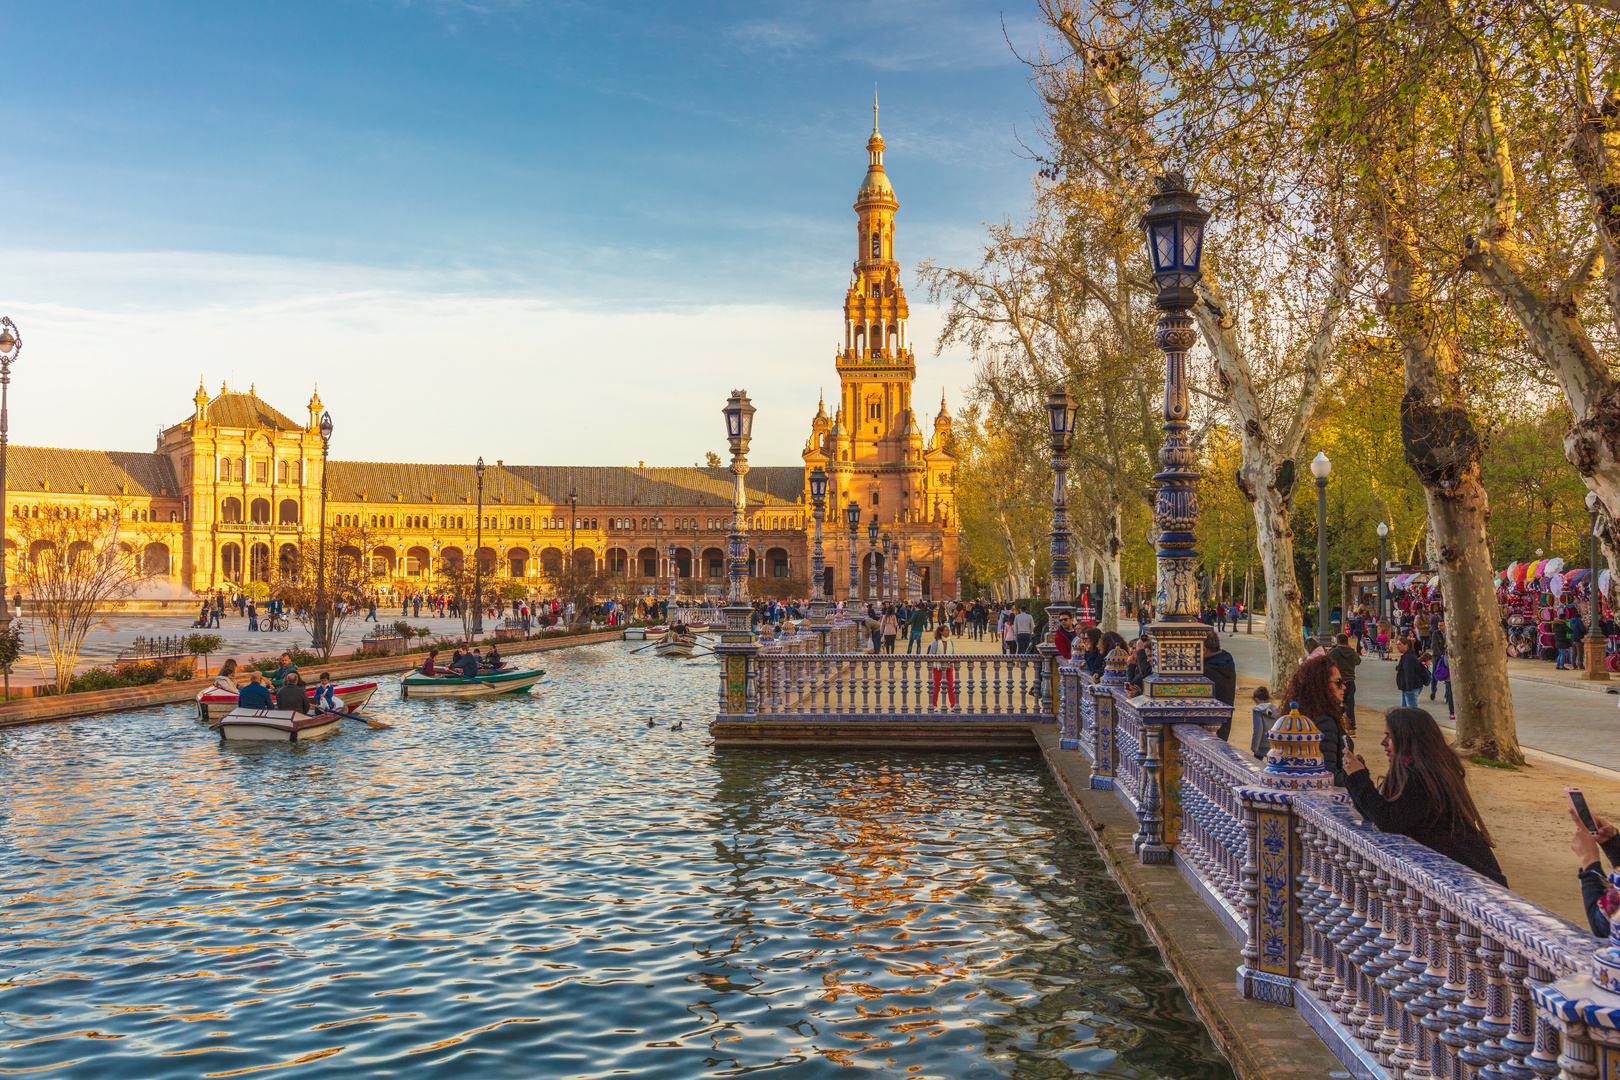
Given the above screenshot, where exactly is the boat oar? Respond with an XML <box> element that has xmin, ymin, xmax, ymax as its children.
<box><xmin>318</xmin><ymin>705</ymin><xmax>391</xmax><ymax>730</ymax></box>
<box><xmin>630</xmin><ymin>641</ymin><xmax>664</xmax><ymax>653</ymax></box>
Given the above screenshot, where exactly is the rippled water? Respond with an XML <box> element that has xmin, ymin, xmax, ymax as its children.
<box><xmin>0</xmin><ymin>642</ymin><xmax>1231</xmax><ymax>1079</ymax></box>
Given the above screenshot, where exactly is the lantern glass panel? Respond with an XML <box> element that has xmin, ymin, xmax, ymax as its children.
<box><xmin>1180</xmin><ymin>222</ymin><xmax>1203</xmax><ymax>270</ymax></box>
<box><xmin>725</xmin><ymin>409</ymin><xmax>741</xmax><ymax>437</ymax></box>
<box><xmin>1152</xmin><ymin>224</ymin><xmax>1176</xmax><ymax>272</ymax></box>
<box><xmin>810</xmin><ymin>469</ymin><xmax>827</xmax><ymax>501</ymax></box>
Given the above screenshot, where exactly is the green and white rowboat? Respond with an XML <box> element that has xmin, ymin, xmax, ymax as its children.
<box><xmin>400</xmin><ymin>666</ymin><xmax>546</xmax><ymax>698</ymax></box>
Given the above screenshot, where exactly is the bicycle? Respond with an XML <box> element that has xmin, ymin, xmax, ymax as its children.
<box><xmin>262</xmin><ymin>613</ymin><xmax>289</xmax><ymax>633</ymax></box>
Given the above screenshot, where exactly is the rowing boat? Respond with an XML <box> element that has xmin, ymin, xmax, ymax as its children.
<box><xmin>654</xmin><ymin>637</ymin><xmax>696</xmax><ymax>659</ymax></box>
<box><xmin>399</xmin><ymin>666</ymin><xmax>546</xmax><ymax>698</ymax></box>
<box><xmin>196</xmin><ymin>680</ymin><xmax>379</xmax><ymax>722</ymax></box>
<box><xmin>217</xmin><ymin>707</ymin><xmax>342</xmax><ymax>742</ymax></box>
<box><xmin>622</xmin><ymin>627</ymin><xmax>648</xmax><ymax>641</ymax></box>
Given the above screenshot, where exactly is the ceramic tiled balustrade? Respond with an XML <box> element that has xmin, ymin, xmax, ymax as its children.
<box><xmin>1056</xmin><ymin>666</ymin><xmax>1620</xmax><ymax>1080</ymax></box>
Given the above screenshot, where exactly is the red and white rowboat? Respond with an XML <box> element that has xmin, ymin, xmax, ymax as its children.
<box><xmin>195</xmin><ymin>679</ymin><xmax>379</xmax><ymax>721</ymax></box>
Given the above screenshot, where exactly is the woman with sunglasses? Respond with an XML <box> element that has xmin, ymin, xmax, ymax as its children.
<box><xmin>1279</xmin><ymin>653</ymin><xmax>1350</xmax><ymax>786</ymax></box>
<box><xmin>1342</xmin><ymin>707</ymin><xmax>1506</xmax><ymax>886</ymax></box>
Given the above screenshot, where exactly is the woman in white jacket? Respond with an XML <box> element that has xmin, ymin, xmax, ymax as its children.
<box><xmin>927</xmin><ymin>625</ymin><xmax>957</xmax><ymax>708</ymax></box>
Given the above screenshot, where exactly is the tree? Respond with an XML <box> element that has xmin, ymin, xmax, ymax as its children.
<box><xmin>544</xmin><ymin>558</ymin><xmax>613</xmax><ymax>624</ymax></box>
<box><xmin>705</xmin><ymin>451</ymin><xmax>723</xmax><ymax>468</ymax></box>
<box><xmin>268</xmin><ymin>523</ymin><xmax>387</xmax><ymax>659</ymax></box>
<box><xmin>184</xmin><ymin>633</ymin><xmax>225</xmax><ymax>677</ymax></box>
<box><xmin>1049</xmin><ymin>4</ymin><xmax>1354</xmax><ymax>689</ymax></box>
<box><xmin>0</xmin><ymin>620</ymin><xmax>22</xmax><ymax>701</ymax></box>
<box><xmin>14</xmin><ymin>515</ymin><xmax>149</xmax><ymax>694</ymax></box>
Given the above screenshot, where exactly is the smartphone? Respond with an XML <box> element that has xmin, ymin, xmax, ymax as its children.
<box><xmin>1341</xmin><ymin>734</ymin><xmax>1353</xmax><ymax>755</ymax></box>
<box><xmin>1569</xmin><ymin>787</ymin><xmax>1600</xmax><ymax>834</ymax></box>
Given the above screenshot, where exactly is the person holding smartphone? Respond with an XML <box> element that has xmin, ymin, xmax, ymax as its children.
<box><xmin>1341</xmin><ymin>707</ymin><xmax>1506</xmax><ymax>886</ymax></box>
<box><xmin>1568</xmin><ymin>791</ymin><xmax>1620</xmax><ymax>936</ymax></box>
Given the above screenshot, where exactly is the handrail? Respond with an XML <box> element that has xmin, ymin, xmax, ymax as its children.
<box><xmin>749</xmin><ymin>652</ymin><xmax>1043</xmax><ymax>718</ymax></box>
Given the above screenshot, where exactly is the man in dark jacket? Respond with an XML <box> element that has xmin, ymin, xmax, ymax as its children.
<box><xmin>1327</xmin><ymin>633</ymin><xmax>1361</xmax><ymax>734</ymax></box>
<box><xmin>274</xmin><ymin>672</ymin><xmax>310</xmax><ymax>714</ymax></box>
<box><xmin>238</xmin><ymin>672</ymin><xmax>274</xmax><ymax>710</ymax></box>
<box><xmin>1202</xmin><ymin>632</ymin><xmax>1237</xmax><ymax>740</ymax></box>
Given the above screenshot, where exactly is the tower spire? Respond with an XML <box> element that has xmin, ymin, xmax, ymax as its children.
<box><xmin>873</xmin><ymin>89</ymin><xmax>879</xmax><ymax>136</ymax></box>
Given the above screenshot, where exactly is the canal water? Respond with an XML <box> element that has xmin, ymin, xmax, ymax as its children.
<box><xmin>0</xmin><ymin>642</ymin><xmax>1232</xmax><ymax>1079</ymax></box>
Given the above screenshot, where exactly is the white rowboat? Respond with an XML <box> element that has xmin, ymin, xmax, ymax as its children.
<box><xmin>217</xmin><ymin>707</ymin><xmax>342</xmax><ymax>742</ymax></box>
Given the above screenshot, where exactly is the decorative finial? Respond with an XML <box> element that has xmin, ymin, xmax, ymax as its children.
<box><xmin>873</xmin><ymin>88</ymin><xmax>879</xmax><ymax>135</ymax></box>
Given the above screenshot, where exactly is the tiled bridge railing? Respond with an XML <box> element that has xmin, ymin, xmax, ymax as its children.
<box><xmin>1062</xmin><ymin>666</ymin><xmax>1620</xmax><ymax>1080</ymax></box>
<box><xmin>750</xmin><ymin>653</ymin><xmax>1044</xmax><ymax>719</ymax></box>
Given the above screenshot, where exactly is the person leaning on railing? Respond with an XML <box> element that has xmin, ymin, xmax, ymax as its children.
<box><xmin>1280</xmin><ymin>653</ymin><xmax>1349</xmax><ymax>785</ymax></box>
<box><xmin>1341</xmin><ymin>706</ymin><xmax>1507</xmax><ymax>887</ymax></box>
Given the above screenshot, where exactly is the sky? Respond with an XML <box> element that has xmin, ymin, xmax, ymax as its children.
<box><xmin>0</xmin><ymin>1</ymin><xmax>1046</xmax><ymax>467</ymax></box>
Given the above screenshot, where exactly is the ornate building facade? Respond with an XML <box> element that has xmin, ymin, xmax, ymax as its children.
<box><xmin>3</xmin><ymin>110</ymin><xmax>957</xmax><ymax>602</ymax></box>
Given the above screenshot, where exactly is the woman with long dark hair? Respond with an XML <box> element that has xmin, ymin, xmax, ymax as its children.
<box><xmin>1342</xmin><ymin>707</ymin><xmax>1506</xmax><ymax>886</ymax></box>
<box><xmin>1279</xmin><ymin>653</ymin><xmax>1349</xmax><ymax>785</ymax></box>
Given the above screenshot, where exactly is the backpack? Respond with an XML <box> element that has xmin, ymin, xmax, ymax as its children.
<box><xmin>1432</xmin><ymin>656</ymin><xmax>1449</xmax><ymax>682</ymax></box>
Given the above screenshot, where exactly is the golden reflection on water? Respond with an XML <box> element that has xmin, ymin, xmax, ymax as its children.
<box><xmin>0</xmin><ymin>646</ymin><xmax>1231</xmax><ymax>1080</ymax></box>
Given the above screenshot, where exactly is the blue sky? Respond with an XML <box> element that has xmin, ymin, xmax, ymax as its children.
<box><xmin>2</xmin><ymin>2</ymin><xmax>1045</xmax><ymax>465</ymax></box>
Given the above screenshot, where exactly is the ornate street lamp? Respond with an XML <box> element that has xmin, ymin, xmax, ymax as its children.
<box><xmin>845</xmin><ymin>500</ymin><xmax>861</xmax><ymax>605</ymax></box>
<box><xmin>313</xmin><ymin>411</ymin><xmax>334</xmax><ymax>652</ymax></box>
<box><xmin>666</xmin><ymin>542</ymin><xmax>677</xmax><ymax>617</ymax></box>
<box><xmin>1376</xmin><ymin>522</ymin><xmax>1389</xmax><ymax>625</ymax></box>
<box><xmin>473</xmin><ymin>457</ymin><xmax>486</xmax><ymax>635</ymax></box>
<box><xmin>1586</xmin><ymin>492</ymin><xmax>1609</xmax><ymax>681</ymax></box>
<box><xmin>1044</xmin><ymin>385</ymin><xmax>1077</xmax><ymax>644</ymax></box>
<box><xmin>881</xmin><ymin>532</ymin><xmax>892</xmax><ymax>603</ymax></box>
<box><xmin>1310</xmin><ymin>451</ymin><xmax>1332</xmax><ymax>646</ymax></box>
<box><xmin>0</xmin><ymin>318</ymin><xmax>19</xmax><ymax>636</ymax></box>
<box><xmin>809</xmin><ymin>467</ymin><xmax>829</xmax><ymax>650</ymax></box>
<box><xmin>867</xmin><ymin>518</ymin><xmax>880</xmax><ymax>606</ymax></box>
<box><xmin>1134</xmin><ymin>171</ymin><xmax>1214</xmax><ymax>863</ymax></box>
<box><xmin>716</xmin><ymin>391</ymin><xmax>758</xmax><ymax>717</ymax></box>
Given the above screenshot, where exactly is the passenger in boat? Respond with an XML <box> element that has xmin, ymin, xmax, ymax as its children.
<box><xmin>238</xmin><ymin>672</ymin><xmax>274</xmax><ymax>709</ymax></box>
<box><xmin>420</xmin><ymin>649</ymin><xmax>439</xmax><ymax>676</ymax></box>
<box><xmin>269</xmin><ymin>653</ymin><xmax>299</xmax><ymax>687</ymax></box>
<box><xmin>449</xmin><ymin>649</ymin><xmax>481</xmax><ymax>679</ymax></box>
<box><xmin>213</xmin><ymin>658</ymin><xmax>239</xmax><ymax>693</ymax></box>
<box><xmin>274</xmin><ymin>672</ymin><xmax>310</xmax><ymax>715</ymax></box>
<box><xmin>312</xmin><ymin>672</ymin><xmax>336</xmax><ymax>710</ymax></box>
<box><xmin>482</xmin><ymin>645</ymin><xmax>503</xmax><ymax>670</ymax></box>
<box><xmin>1341</xmin><ymin>707</ymin><xmax>1506</xmax><ymax>887</ymax></box>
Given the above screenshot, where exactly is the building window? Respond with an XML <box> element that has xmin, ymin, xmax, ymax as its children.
<box><xmin>255</xmin><ymin>460</ymin><xmax>267</xmax><ymax>484</ymax></box>
<box><xmin>871</xmin><ymin>491</ymin><xmax>879</xmax><ymax>506</ymax></box>
<box><xmin>871</xmin><ymin>230</ymin><xmax>880</xmax><ymax>258</ymax></box>
<box><xmin>868</xmin><ymin>401</ymin><xmax>881</xmax><ymax>420</ymax></box>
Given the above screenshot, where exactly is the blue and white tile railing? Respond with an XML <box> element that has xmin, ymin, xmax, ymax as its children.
<box><xmin>1046</xmin><ymin>665</ymin><xmax>1620</xmax><ymax>1080</ymax></box>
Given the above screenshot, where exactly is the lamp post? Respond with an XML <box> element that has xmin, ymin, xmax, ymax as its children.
<box><xmin>809</xmin><ymin>467</ymin><xmax>829</xmax><ymax>650</ymax></box>
<box><xmin>716</xmin><ymin>390</ymin><xmax>758</xmax><ymax>718</ymax></box>
<box><xmin>881</xmin><ymin>532</ymin><xmax>892</xmax><ymax>604</ymax></box>
<box><xmin>845</xmin><ymin>500</ymin><xmax>860</xmax><ymax>605</ymax></box>
<box><xmin>1311</xmin><ymin>451</ymin><xmax>1332</xmax><ymax>647</ymax></box>
<box><xmin>1376</xmin><ymin>522</ymin><xmax>1389</xmax><ymax>626</ymax></box>
<box><xmin>1042</xmin><ymin>386</ymin><xmax>1077</xmax><ymax>706</ymax></box>
<box><xmin>0</xmin><ymin>318</ymin><xmax>19</xmax><ymax>637</ymax></box>
<box><xmin>867</xmin><ymin>519</ymin><xmax>880</xmax><ymax>608</ymax></box>
<box><xmin>666</xmin><ymin>542</ymin><xmax>677</xmax><ymax>618</ymax></box>
<box><xmin>1586</xmin><ymin>491</ymin><xmax>1609</xmax><ymax>681</ymax></box>
<box><xmin>312</xmin><ymin>411</ymin><xmax>334</xmax><ymax>652</ymax></box>
<box><xmin>472</xmin><ymin>457</ymin><xmax>486</xmax><ymax>635</ymax></box>
<box><xmin>1135</xmin><ymin>170</ymin><xmax>1217</xmax><ymax>863</ymax></box>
